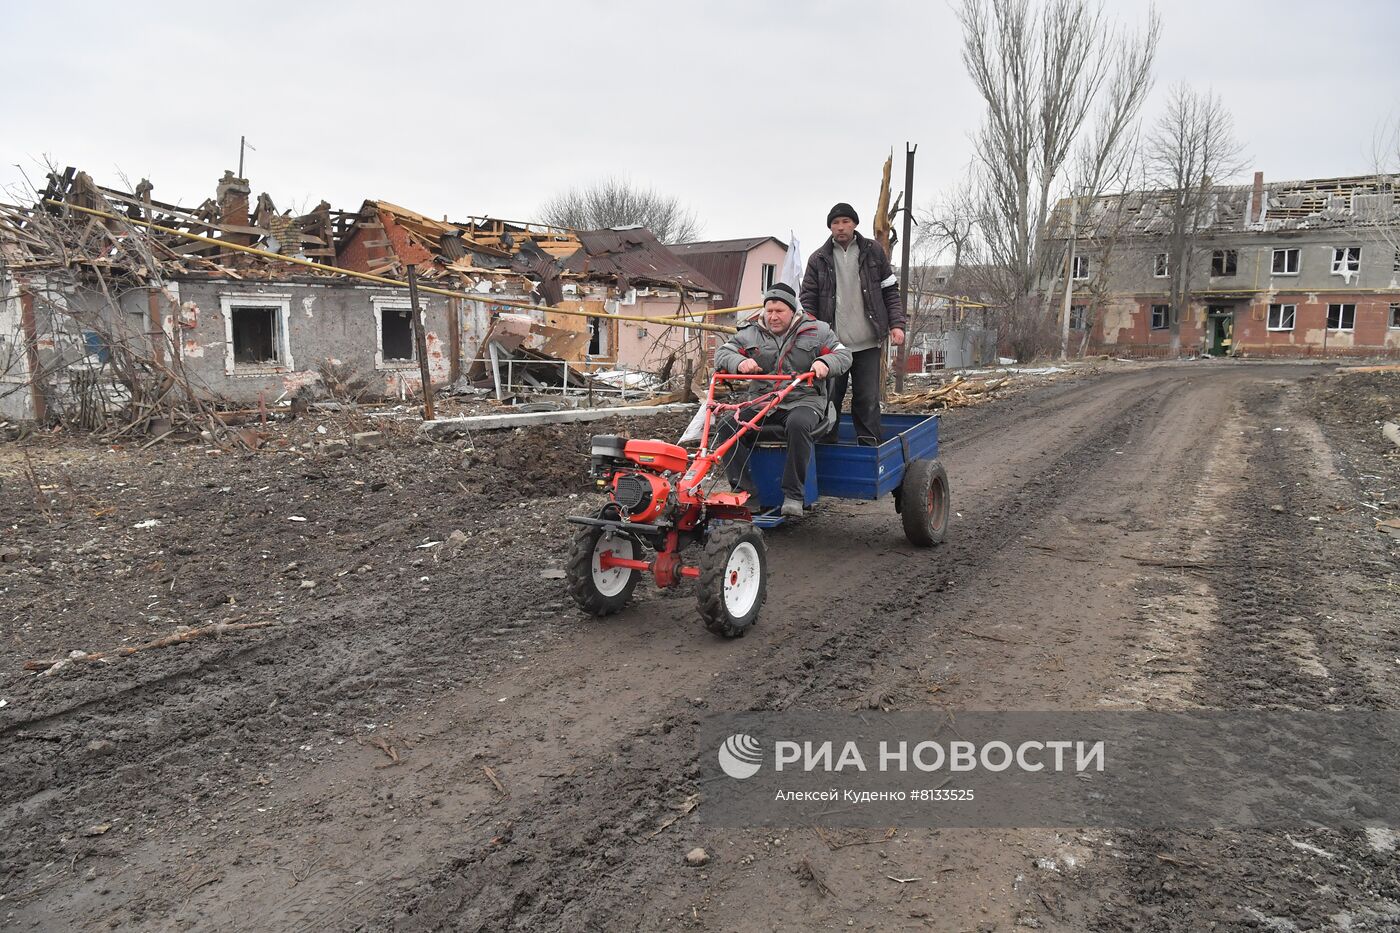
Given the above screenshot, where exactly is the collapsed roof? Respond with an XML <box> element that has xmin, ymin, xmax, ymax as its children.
<box><xmin>1</xmin><ymin>166</ymin><xmax>722</xmax><ymax>302</ymax></box>
<box><xmin>1061</xmin><ymin>173</ymin><xmax>1400</xmax><ymax>240</ymax></box>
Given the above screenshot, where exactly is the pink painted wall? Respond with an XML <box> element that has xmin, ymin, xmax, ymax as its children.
<box><xmin>613</xmin><ymin>294</ymin><xmax>716</xmax><ymax>373</ymax></box>
<box><xmin>734</xmin><ymin>240</ymin><xmax>791</xmax><ymax>309</ymax></box>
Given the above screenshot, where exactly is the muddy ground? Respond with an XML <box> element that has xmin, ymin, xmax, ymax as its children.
<box><xmin>1</xmin><ymin>361</ymin><xmax>1397</xmax><ymax>932</ymax></box>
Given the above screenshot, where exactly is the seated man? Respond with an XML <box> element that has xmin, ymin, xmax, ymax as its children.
<box><xmin>712</xmin><ymin>283</ymin><xmax>852</xmax><ymax>518</ymax></box>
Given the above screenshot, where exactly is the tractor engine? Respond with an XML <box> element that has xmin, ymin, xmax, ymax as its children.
<box><xmin>589</xmin><ymin>435</ymin><xmax>690</xmax><ymax>525</ymax></box>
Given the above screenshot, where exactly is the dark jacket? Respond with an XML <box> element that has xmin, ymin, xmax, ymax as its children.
<box><xmin>714</xmin><ymin>313</ymin><xmax>852</xmax><ymax>414</ymax></box>
<box><xmin>799</xmin><ymin>231</ymin><xmax>907</xmax><ymax>338</ymax></box>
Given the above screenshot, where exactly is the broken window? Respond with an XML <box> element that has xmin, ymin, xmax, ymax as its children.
<box><xmin>588</xmin><ymin>318</ymin><xmax>604</xmax><ymax>356</ymax></box>
<box><xmin>1150</xmin><ymin>304</ymin><xmax>1169</xmax><ymax>330</ymax></box>
<box><xmin>1331</xmin><ymin>246</ymin><xmax>1361</xmax><ymax>276</ymax></box>
<box><xmin>1070</xmin><ymin>304</ymin><xmax>1089</xmax><ymax>330</ymax></box>
<box><xmin>1267</xmin><ymin>303</ymin><xmax>1296</xmax><ymax>331</ymax></box>
<box><xmin>230</xmin><ymin>306</ymin><xmax>282</xmax><ymax>365</ymax></box>
<box><xmin>1271</xmin><ymin>248</ymin><xmax>1300</xmax><ymax>275</ymax></box>
<box><xmin>1326</xmin><ymin>303</ymin><xmax>1356</xmax><ymax>330</ymax></box>
<box><xmin>379</xmin><ymin>305</ymin><xmax>415</xmax><ymax>362</ymax></box>
<box><xmin>759</xmin><ymin>263</ymin><xmax>777</xmax><ymax>292</ymax></box>
<box><xmin>1072</xmin><ymin>255</ymin><xmax>1089</xmax><ymax>280</ymax></box>
<box><xmin>1389</xmin><ymin>303</ymin><xmax>1400</xmax><ymax>329</ymax></box>
<box><xmin>1393</xmin><ymin>250</ymin><xmax>1400</xmax><ymax>273</ymax></box>
<box><xmin>1211</xmin><ymin>249</ymin><xmax>1238</xmax><ymax>277</ymax></box>
<box><xmin>1152</xmin><ymin>253</ymin><xmax>1169</xmax><ymax>278</ymax></box>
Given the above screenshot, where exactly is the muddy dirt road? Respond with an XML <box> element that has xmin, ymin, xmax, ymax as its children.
<box><xmin>2</xmin><ymin>362</ymin><xmax>1397</xmax><ymax>931</ymax></box>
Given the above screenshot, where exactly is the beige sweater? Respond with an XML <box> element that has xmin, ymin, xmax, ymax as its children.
<box><xmin>832</xmin><ymin>242</ymin><xmax>878</xmax><ymax>351</ymax></box>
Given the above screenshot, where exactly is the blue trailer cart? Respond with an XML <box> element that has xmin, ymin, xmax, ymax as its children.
<box><xmin>745</xmin><ymin>411</ymin><xmax>949</xmax><ymax>545</ymax></box>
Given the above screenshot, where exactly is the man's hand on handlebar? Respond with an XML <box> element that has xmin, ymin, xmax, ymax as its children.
<box><xmin>810</xmin><ymin>360</ymin><xmax>830</xmax><ymax>380</ymax></box>
<box><xmin>736</xmin><ymin>358</ymin><xmax>763</xmax><ymax>374</ymax></box>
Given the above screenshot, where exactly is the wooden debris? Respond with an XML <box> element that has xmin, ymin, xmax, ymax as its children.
<box><xmin>23</xmin><ymin>618</ymin><xmax>275</xmax><ymax>672</ymax></box>
<box><xmin>797</xmin><ymin>856</ymin><xmax>836</xmax><ymax>898</ymax></box>
<box><xmin>648</xmin><ymin>794</ymin><xmax>700</xmax><ymax>838</ymax></box>
<box><xmin>483</xmin><ymin>766</ymin><xmax>509</xmax><ymax>797</ymax></box>
<box><xmin>887</xmin><ymin>375</ymin><xmax>1011</xmax><ymax>411</ymax></box>
<box><xmin>356</xmin><ymin>734</ymin><xmax>404</xmax><ymax>767</ymax></box>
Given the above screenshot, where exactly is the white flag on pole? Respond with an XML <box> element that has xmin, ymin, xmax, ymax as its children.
<box><xmin>779</xmin><ymin>229</ymin><xmax>804</xmax><ymax>309</ymax></box>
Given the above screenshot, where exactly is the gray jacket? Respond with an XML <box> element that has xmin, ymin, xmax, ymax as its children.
<box><xmin>714</xmin><ymin>313</ymin><xmax>853</xmax><ymax>413</ymax></box>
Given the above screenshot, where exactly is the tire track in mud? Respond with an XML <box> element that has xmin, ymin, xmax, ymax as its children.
<box><xmin>375</xmin><ymin>373</ymin><xmax>1185</xmax><ymax>932</ymax></box>
<box><xmin>1081</xmin><ymin>377</ymin><xmax>1400</xmax><ymax>933</ymax></box>
<box><xmin>0</xmin><ymin>503</ymin><xmax>579</xmax><ymax>900</ymax></box>
<box><xmin>0</xmin><ymin>367</ymin><xmax>1246</xmax><ymax>931</ymax></box>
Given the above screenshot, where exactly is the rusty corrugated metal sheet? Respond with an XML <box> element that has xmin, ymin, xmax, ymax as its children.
<box><xmin>561</xmin><ymin>227</ymin><xmax>724</xmax><ymax>294</ymax></box>
<box><xmin>669</xmin><ymin>249</ymin><xmax>745</xmax><ymax>307</ymax></box>
<box><xmin>672</xmin><ymin>236</ymin><xmax>786</xmax><ymax>255</ymax></box>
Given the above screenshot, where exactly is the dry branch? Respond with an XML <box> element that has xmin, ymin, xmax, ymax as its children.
<box><xmin>23</xmin><ymin>619</ymin><xmax>277</xmax><ymax>672</ymax></box>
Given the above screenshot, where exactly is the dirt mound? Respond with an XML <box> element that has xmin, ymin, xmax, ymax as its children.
<box><xmin>459</xmin><ymin>412</ymin><xmax>692</xmax><ymax>501</ymax></box>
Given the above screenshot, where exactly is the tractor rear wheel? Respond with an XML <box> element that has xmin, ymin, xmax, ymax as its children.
<box><xmin>899</xmin><ymin>458</ymin><xmax>950</xmax><ymax>547</ymax></box>
<box><xmin>566</xmin><ymin>524</ymin><xmax>642</xmax><ymax>615</ymax></box>
<box><xmin>697</xmin><ymin>522</ymin><xmax>767</xmax><ymax>638</ymax></box>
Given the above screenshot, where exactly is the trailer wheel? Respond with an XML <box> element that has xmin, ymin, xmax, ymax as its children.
<box><xmin>697</xmin><ymin>523</ymin><xmax>767</xmax><ymax>638</ymax></box>
<box><xmin>566</xmin><ymin>524</ymin><xmax>642</xmax><ymax>616</ymax></box>
<box><xmin>900</xmin><ymin>458</ymin><xmax>950</xmax><ymax>547</ymax></box>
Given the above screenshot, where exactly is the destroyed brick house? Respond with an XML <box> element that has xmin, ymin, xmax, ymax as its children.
<box><xmin>0</xmin><ymin>167</ymin><xmax>725</xmax><ymax>424</ymax></box>
<box><xmin>1045</xmin><ymin>172</ymin><xmax>1400</xmax><ymax>358</ymax></box>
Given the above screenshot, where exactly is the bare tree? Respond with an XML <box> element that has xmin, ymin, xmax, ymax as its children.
<box><xmin>1143</xmin><ymin>83</ymin><xmax>1246</xmax><ymax>355</ymax></box>
<box><xmin>957</xmin><ymin>0</ymin><xmax>1159</xmax><ymax>361</ymax></box>
<box><xmin>538</xmin><ymin>177</ymin><xmax>702</xmax><ymax>244</ymax></box>
<box><xmin>1369</xmin><ymin>116</ymin><xmax>1400</xmax><ymax>260</ymax></box>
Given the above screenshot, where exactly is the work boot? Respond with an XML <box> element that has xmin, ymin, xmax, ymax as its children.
<box><xmin>781</xmin><ymin>498</ymin><xmax>805</xmax><ymax>519</ymax></box>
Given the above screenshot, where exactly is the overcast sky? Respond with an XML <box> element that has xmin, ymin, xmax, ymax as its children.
<box><xmin>4</xmin><ymin>0</ymin><xmax>1398</xmax><ymax>260</ymax></box>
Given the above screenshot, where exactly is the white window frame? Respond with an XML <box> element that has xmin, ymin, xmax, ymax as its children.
<box><xmin>1071</xmin><ymin>254</ymin><xmax>1089</xmax><ymax>280</ymax></box>
<box><xmin>759</xmin><ymin>263</ymin><xmax>777</xmax><ymax>292</ymax></box>
<box><xmin>1271</xmin><ymin>248</ymin><xmax>1300</xmax><ymax>275</ymax></box>
<box><xmin>1150</xmin><ymin>304</ymin><xmax>1170</xmax><ymax>330</ymax></box>
<box><xmin>1326</xmin><ymin>303</ymin><xmax>1356</xmax><ymax>331</ymax></box>
<box><xmin>1330</xmin><ymin>246</ymin><xmax>1361</xmax><ymax>276</ymax></box>
<box><xmin>1069</xmin><ymin>304</ymin><xmax>1089</xmax><ymax>330</ymax></box>
<box><xmin>1266</xmin><ymin>303</ymin><xmax>1296</xmax><ymax>332</ymax></box>
<box><xmin>1152</xmin><ymin>253</ymin><xmax>1170</xmax><ymax>278</ymax></box>
<box><xmin>1210</xmin><ymin>249</ymin><xmax>1238</xmax><ymax>277</ymax></box>
<box><xmin>371</xmin><ymin>296</ymin><xmax>417</xmax><ymax>369</ymax></box>
<box><xmin>221</xmin><ymin>294</ymin><xmax>292</xmax><ymax>375</ymax></box>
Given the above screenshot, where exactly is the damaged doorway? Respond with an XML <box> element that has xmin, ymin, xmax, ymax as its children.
<box><xmin>1206</xmin><ymin>305</ymin><xmax>1234</xmax><ymax>357</ymax></box>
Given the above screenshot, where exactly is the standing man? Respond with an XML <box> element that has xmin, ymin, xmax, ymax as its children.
<box><xmin>800</xmin><ymin>202</ymin><xmax>906</xmax><ymax>446</ymax></box>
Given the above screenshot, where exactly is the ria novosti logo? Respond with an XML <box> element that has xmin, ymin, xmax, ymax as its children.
<box><xmin>717</xmin><ymin>733</ymin><xmax>763</xmax><ymax>779</ymax></box>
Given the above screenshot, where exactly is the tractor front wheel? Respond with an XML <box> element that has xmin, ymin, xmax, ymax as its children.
<box><xmin>697</xmin><ymin>523</ymin><xmax>767</xmax><ymax>638</ymax></box>
<box><xmin>566</xmin><ymin>524</ymin><xmax>642</xmax><ymax>616</ymax></box>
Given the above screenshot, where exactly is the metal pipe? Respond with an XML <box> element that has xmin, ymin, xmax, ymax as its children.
<box><xmin>896</xmin><ymin>143</ymin><xmax>915</xmax><ymax>393</ymax></box>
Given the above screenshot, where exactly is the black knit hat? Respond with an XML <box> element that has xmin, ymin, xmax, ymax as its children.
<box><xmin>827</xmin><ymin>202</ymin><xmax>859</xmax><ymax>227</ymax></box>
<box><xmin>762</xmin><ymin>282</ymin><xmax>798</xmax><ymax>312</ymax></box>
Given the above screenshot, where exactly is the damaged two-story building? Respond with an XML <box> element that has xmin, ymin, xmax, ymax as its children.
<box><xmin>1047</xmin><ymin>173</ymin><xmax>1400</xmax><ymax>358</ymax></box>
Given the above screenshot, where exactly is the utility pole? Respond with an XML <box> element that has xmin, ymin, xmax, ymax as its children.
<box><xmin>895</xmin><ymin>143</ymin><xmax>916</xmax><ymax>393</ymax></box>
<box><xmin>1059</xmin><ymin>191</ymin><xmax>1077</xmax><ymax>360</ymax></box>
<box><xmin>407</xmin><ymin>264</ymin><xmax>436</xmax><ymax>421</ymax></box>
<box><xmin>237</xmin><ymin>136</ymin><xmax>255</xmax><ymax>178</ymax></box>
